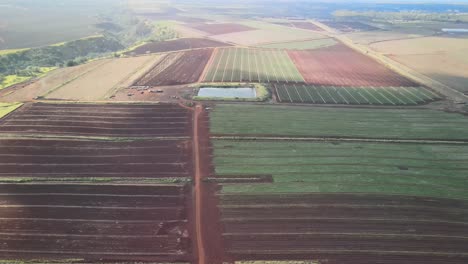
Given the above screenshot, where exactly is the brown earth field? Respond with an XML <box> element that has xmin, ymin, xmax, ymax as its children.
<box><xmin>288</xmin><ymin>44</ymin><xmax>418</xmax><ymax>87</ymax></box>
<box><xmin>188</xmin><ymin>23</ymin><xmax>255</xmax><ymax>35</ymax></box>
<box><xmin>126</xmin><ymin>38</ymin><xmax>231</xmax><ymax>55</ymax></box>
<box><xmin>134</xmin><ymin>49</ymin><xmax>213</xmax><ymax>86</ymax></box>
<box><xmin>0</xmin><ymin>183</ymin><xmax>192</xmax><ymax>263</ymax></box>
<box><xmin>275</xmin><ymin>22</ymin><xmax>324</xmax><ymax>31</ymax></box>
<box><xmin>0</xmin><ymin>103</ymin><xmax>192</xmax><ymax>137</ymax></box>
<box><xmin>0</xmin><ymin>137</ymin><xmax>191</xmax><ymax>178</ymax></box>
<box><xmin>219</xmin><ymin>193</ymin><xmax>468</xmax><ymax>264</ymax></box>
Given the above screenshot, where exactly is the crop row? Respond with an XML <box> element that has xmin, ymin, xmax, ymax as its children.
<box><xmin>274</xmin><ymin>84</ymin><xmax>440</xmax><ymax>105</ymax></box>
<box><xmin>203</xmin><ymin>47</ymin><xmax>304</xmax><ymax>83</ymax></box>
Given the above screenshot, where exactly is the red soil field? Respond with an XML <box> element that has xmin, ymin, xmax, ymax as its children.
<box><xmin>126</xmin><ymin>38</ymin><xmax>231</xmax><ymax>55</ymax></box>
<box><xmin>219</xmin><ymin>193</ymin><xmax>468</xmax><ymax>264</ymax></box>
<box><xmin>189</xmin><ymin>23</ymin><xmax>255</xmax><ymax>35</ymax></box>
<box><xmin>0</xmin><ymin>103</ymin><xmax>191</xmax><ymax>137</ymax></box>
<box><xmin>0</xmin><ymin>137</ymin><xmax>191</xmax><ymax>178</ymax></box>
<box><xmin>288</xmin><ymin>44</ymin><xmax>417</xmax><ymax>87</ymax></box>
<box><xmin>135</xmin><ymin>49</ymin><xmax>213</xmax><ymax>86</ymax></box>
<box><xmin>0</xmin><ymin>183</ymin><xmax>192</xmax><ymax>263</ymax></box>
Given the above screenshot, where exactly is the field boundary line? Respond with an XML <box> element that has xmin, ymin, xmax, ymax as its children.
<box><xmin>210</xmin><ymin>136</ymin><xmax>468</xmax><ymax>145</ymax></box>
<box><xmin>0</xmin><ymin>193</ymin><xmax>181</xmax><ymax>198</ymax></box>
<box><xmin>0</xmin><ymin>249</ymin><xmax>184</xmax><ymax>256</ymax></box>
<box><xmin>221</xmin><ymin>216</ymin><xmax>468</xmax><ymax>225</ymax></box>
<box><xmin>223</xmin><ymin>232</ymin><xmax>468</xmax><ymax>240</ymax></box>
<box><xmin>0</xmin><ymin>232</ymin><xmax>172</xmax><ymax>238</ymax></box>
<box><xmin>0</xmin><ymin>133</ymin><xmax>189</xmax><ymax>141</ymax></box>
<box><xmin>227</xmin><ymin>249</ymin><xmax>468</xmax><ymax>257</ymax></box>
<box><xmin>199</xmin><ymin>48</ymin><xmax>218</xmax><ymax>82</ymax></box>
<box><xmin>0</xmin><ymin>217</ymin><xmax>187</xmax><ymax>223</ymax></box>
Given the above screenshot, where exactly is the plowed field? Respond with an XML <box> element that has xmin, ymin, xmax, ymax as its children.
<box><xmin>0</xmin><ymin>137</ymin><xmax>191</xmax><ymax>178</ymax></box>
<box><xmin>135</xmin><ymin>49</ymin><xmax>213</xmax><ymax>86</ymax></box>
<box><xmin>219</xmin><ymin>193</ymin><xmax>468</xmax><ymax>264</ymax></box>
<box><xmin>188</xmin><ymin>23</ymin><xmax>255</xmax><ymax>35</ymax></box>
<box><xmin>288</xmin><ymin>44</ymin><xmax>417</xmax><ymax>87</ymax></box>
<box><xmin>0</xmin><ymin>183</ymin><xmax>192</xmax><ymax>263</ymax></box>
<box><xmin>126</xmin><ymin>38</ymin><xmax>231</xmax><ymax>55</ymax></box>
<box><xmin>0</xmin><ymin>103</ymin><xmax>191</xmax><ymax>137</ymax></box>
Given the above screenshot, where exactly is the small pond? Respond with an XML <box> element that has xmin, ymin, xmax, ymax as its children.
<box><xmin>197</xmin><ymin>87</ymin><xmax>256</xmax><ymax>98</ymax></box>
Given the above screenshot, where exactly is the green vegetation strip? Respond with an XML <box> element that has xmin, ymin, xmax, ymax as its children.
<box><xmin>213</xmin><ymin>140</ymin><xmax>468</xmax><ymax>200</ymax></box>
<box><xmin>210</xmin><ymin>104</ymin><xmax>468</xmax><ymax>140</ymax></box>
<box><xmin>0</xmin><ymin>103</ymin><xmax>23</xmax><ymax>119</ymax></box>
<box><xmin>0</xmin><ymin>67</ymin><xmax>56</xmax><ymax>90</ymax></box>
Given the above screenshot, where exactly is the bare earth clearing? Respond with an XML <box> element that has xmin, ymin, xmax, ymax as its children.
<box><xmin>45</xmin><ymin>55</ymin><xmax>162</xmax><ymax>101</ymax></box>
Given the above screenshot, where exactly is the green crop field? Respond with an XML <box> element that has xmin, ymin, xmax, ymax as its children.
<box><xmin>273</xmin><ymin>84</ymin><xmax>440</xmax><ymax>105</ymax></box>
<box><xmin>213</xmin><ymin>140</ymin><xmax>468</xmax><ymax>199</ymax></box>
<box><xmin>203</xmin><ymin>47</ymin><xmax>304</xmax><ymax>83</ymax></box>
<box><xmin>257</xmin><ymin>38</ymin><xmax>337</xmax><ymax>50</ymax></box>
<box><xmin>210</xmin><ymin>104</ymin><xmax>468</xmax><ymax>140</ymax></box>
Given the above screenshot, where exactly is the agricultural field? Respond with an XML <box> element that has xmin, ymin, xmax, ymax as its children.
<box><xmin>0</xmin><ymin>183</ymin><xmax>191</xmax><ymax>262</ymax></box>
<box><xmin>368</xmin><ymin>37</ymin><xmax>468</xmax><ymax>93</ymax></box>
<box><xmin>45</xmin><ymin>55</ymin><xmax>162</xmax><ymax>101</ymax></box>
<box><xmin>0</xmin><ymin>103</ymin><xmax>191</xmax><ymax>138</ymax></box>
<box><xmin>211</xmin><ymin>30</ymin><xmax>325</xmax><ymax>46</ymax></box>
<box><xmin>209</xmin><ymin>104</ymin><xmax>468</xmax><ymax>140</ymax></box>
<box><xmin>135</xmin><ymin>49</ymin><xmax>213</xmax><ymax>86</ymax></box>
<box><xmin>289</xmin><ymin>44</ymin><xmax>417</xmax><ymax>87</ymax></box>
<box><xmin>257</xmin><ymin>38</ymin><xmax>337</xmax><ymax>50</ymax></box>
<box><xmin>273</xmin><ymin>84</ymin><xmax>440</xmax><ymax>105</ymax></box>
<box><xmin>0</xmin><ymin>102</ymin><xmax>195</xmax><ymax>263</ymax></box>
<box><xmin>126</xmin><ymin>38</ymin><xmax>231</xmax><ymax>55</ymax></box>
<box><xmin>203</xmin><ymin>48</ymin><xmax>304</xmax><ymax>83</ymax></box>
<box><xmin>213</xmin><ymin>140</ymin><xmax>468</xmax><ymax>199</ymax></box>
<box><xmin>0</xmin><ymin>137</ymin><xmax>191</xmax><ymax>179</ymax></box>
<box><xmin>321</xmin><ymin>21</ymin><xmax>380</xmax><ymax>32</ymax></box>
<box><xmin>274</xmin><ymin>21</ymin><xmax>324</xmax><ymax>31</ymax></box>
<box><xmin>209</xmin><ymin>103</ymin><xmax>468</xmax><ymax>263</ymax></box>
<box><xmin>188</xmin><ymin>23</ymin><xmax>255</xmax><ymax>35</ymax></box>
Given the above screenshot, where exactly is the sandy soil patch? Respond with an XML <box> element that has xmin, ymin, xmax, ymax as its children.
<box><xmin>45</xmin><ymin>55</ymin><xmax>162</xmax><ymax>101</ymax></box>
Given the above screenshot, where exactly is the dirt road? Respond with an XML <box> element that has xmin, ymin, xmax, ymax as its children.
<box><xmin>193</xmin><ymin>104</ymin><xmax>206</xmax><ymax>264</ymax></box>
